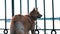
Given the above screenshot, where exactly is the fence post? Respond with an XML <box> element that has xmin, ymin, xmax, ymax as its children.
<box><xmin>51</xmin><ymin>0</ymin><xmax>57</xmax><ymax>34</ymax></box>
<box><xmin>4</xmin><ymin>0</ymin><xmax>8</xmax><ymax>34</ymax></box>
<box><xmin>20</xmin><ymin>0</ymin><xmax>22</xmax><ymax>14</ymax></box>
<box><xmin>43</xmin><ymin>0</ymin><xmax>46</xmax><ymax>34</ymax></box>
<box><xmin>12</xmin><ymin>0</ymin><xmax>14</xmax><ymax>16</ymax></box>
<box><xmin>27</xmin><ymin>0</ymin><xmax>29</xmax><ymax>14</ymax></box>
<box><xmin>35</xmin><ymin>0</ymin><xmax>40</xmax><ymax>34</ymax></box>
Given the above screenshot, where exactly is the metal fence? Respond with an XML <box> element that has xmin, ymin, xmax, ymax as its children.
<box><xmin>0</xmin><ymin>0</ymin><xmax>60</xmax><ymax>34</ymax></box>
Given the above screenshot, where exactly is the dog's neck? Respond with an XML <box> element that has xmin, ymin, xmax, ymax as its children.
<box><xmin>28</xmin><ymin>15</ymin><xmax>37</xmax><ymax>21</ymax></box>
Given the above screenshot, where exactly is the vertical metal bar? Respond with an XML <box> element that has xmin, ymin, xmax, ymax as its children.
<box><xmin>35</xmin><ymin>0</ymin><xmax>40</xmax><ymax>34</ymax></box>
<box><xmin>52</xmin><ymin>0</ymin><xmax>54</xmax><ymax>30</ymax></box>
<box><xmin>20</xmin><ymin>0</ymin><xmax>22</xmax><ymax>14</ymax></box>
<box><xmin>27</xmin><ymin>0</ymin><xmax>29</xmax><ymax>14</ymax></box>
<box><xmin>5</xmin><ymin>0</ymin><xmax>7</xmax><ymax>30</ymax></box>
<box><xmin>4</xmin><ymin>0</ymin><xmax>8</xmax><ymax>34</ymax></box>
<box><xmin>12</xmin><ymin>0</ymin><xmax>14</xmax><ymax>16</ymax></box>
<box><xmin>35</xmin><ymin>0</ymin><xmax>37</xmax><ymax>30</ymax></box>
<box><xmin>51</xmin><ymin>0</ymin><xmax>56</xmax><ymax>34</ymax></box>
<box><xmin>35</xmin><ymin>0</ymin><xmax>37</xmax><ymax>9</ymax></box>
<box><xmin>43</xmin><ymin>0</ymin><xmax>46</xmax><ymax>34</ymax></box>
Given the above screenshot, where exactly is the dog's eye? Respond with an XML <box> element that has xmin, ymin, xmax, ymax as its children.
<box><xmin>37</xmin><ymin>12</ymin><xmax>39</xmax><ymax>14</ymax></box>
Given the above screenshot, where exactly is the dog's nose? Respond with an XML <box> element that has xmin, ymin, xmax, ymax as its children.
<box><xmin>37</xmin><ymin>14</ymin><xmax>42</xmax><ymax>18</ymax></box>
<box><xmin>40</xmin><ymin>15</ymin><xmax>42</xmax><ymax>17</ymax></box>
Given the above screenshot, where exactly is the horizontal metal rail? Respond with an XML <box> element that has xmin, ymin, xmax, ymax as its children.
<box><xmin>0</xmin><ymin>18</ymin><xmax>60</xmax><ymax>21</ymax></box>
<box><xmin>0</xmin><ymin>28</ymin><xmax>60</xmax><ymax>30</ymax></box>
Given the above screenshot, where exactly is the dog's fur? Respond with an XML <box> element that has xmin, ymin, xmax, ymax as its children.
<box><xmin>10</xmin><ymin>8</ymin><xmax>42</xmax><ymax>34</ymax></box>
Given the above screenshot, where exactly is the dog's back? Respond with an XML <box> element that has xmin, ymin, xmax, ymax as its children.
<box><xmin>10</xmin><ymin>14</ymin><xmax>34</xmax><ymax>34</ymax></box>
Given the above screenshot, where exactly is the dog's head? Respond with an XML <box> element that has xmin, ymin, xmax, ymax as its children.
<box><xmin>30</xmin><ymin>8</ymin><xmax>42</xmax><ymax>20</ymax></box>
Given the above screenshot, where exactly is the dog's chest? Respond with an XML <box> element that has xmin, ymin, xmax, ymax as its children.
<box><xmin>24</xmin><ymin>17</ymin><xmax>34</xmax><ymax>30</ymax></box>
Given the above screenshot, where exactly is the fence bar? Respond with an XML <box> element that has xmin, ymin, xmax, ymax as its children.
<box><xmin>35</xmin><ymin>0</ymin><xmax>37</xmax><ymax>9</ymax></box>
<box><xmin>5</xmin><ymin>0</ymin><xmax>7</xmax><ymax>30</ymax></box>
<box><xmin>51</xmin><ymin>0</ymin><xmax>57</xmax><ymax>34</ymax></box>
<box><xmin>1</xmin><ymin>28</ymin><xmax>60</xmax><ymax>30</ymax></box>
<box><xmin>35</xmin><ymin>0</ymin><xmax>40</xmax><ymax>34</ymax></box>
<box><xmin>35</xmin><ymin>0</ymin><xmax>37</xmax><ymax>29</ymax></box>
<box><xmin>52</xmin><ymin>0</ymin><xmax>54</xmax><ymax>30</ymax></box>
<box><xmin>20</xmin><ymin>0</ymin><xmax>22</xmax><ymax>14</ymax></box>
<box><xmin>27</xmin><ymin>0</ymin><xmax>29</xmax><ymax>14</ymax></box>
<box><xmin>4</xmin><ymin>0</ymin><xmax>8</xmax><ymax>34</ymax></box>
<box><xmin>0</xmin><ymin>18</ymin><xmax>60</xmax><ymax>21</ymax></box>
<box><xmin>43</xmin><ymin>0</ymin><xmax>46</xmax><ymax>34</ymax></box>
<box><xmin>12</xmin><ymin>0</ymin><xmax>14</xmax><ymax>16</ymax></box>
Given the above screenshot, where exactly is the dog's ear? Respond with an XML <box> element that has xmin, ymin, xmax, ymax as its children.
<box><xmin>33</xmin><ymin>8</ymin><xmax>38</xmax><ymax>11</ymax></box>
<box><xmin>36</xmin><ymin>8</ymin><xmax>38</xmax><ymax>10</ymax></box>
<box><xmin>32</xmin><ymin>8</ymin><xmax>35</xmax><ymax>11</ymax></box>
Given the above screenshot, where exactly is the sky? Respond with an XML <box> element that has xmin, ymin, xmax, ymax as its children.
<box><xmin>0</xmin><ymin>0</ymin><xmax>60</xmax><ymax>34</ymax></box>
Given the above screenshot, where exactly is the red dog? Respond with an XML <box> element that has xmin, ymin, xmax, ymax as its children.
<box><xmin>10</xmin><ymin>8</ymin><xmax>42</xmax><ymax>34</ymax></box>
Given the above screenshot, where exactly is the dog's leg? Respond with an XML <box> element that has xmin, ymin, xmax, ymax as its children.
<box><xmin>10</xmin><ymin>17</ymin><xmax>16</xmax><ymax>34</ymax></box>
<box><xmin>10</xmin><ymin>26</ymin><xmax>16</xmax><ymax>34</ymax></box>
<box><xmin>31</xmin><ymin>25</ymin><xmax>35</xmax><ymax>34</ymax></box>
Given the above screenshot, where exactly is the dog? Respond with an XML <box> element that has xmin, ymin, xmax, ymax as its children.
<box><xmin>10</xmin><ymin>8</ymin><xmax>42</xmax><ymax>34</ymax></box>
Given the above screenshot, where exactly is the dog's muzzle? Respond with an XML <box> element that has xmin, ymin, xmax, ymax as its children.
<box><xmin>37</xmin><ymin>14</ymin><xmax>42</xmax><ymax>18</ymax></box>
